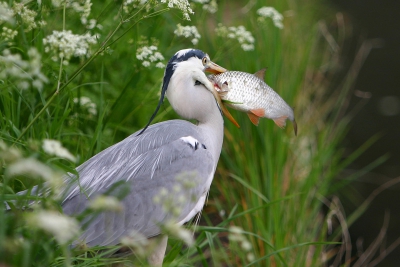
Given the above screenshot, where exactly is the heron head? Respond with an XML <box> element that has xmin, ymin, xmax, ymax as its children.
<box><xmin>138</xmin><ymin>49</ymin><xmax>238</xmax><ymax>135</ymax></box>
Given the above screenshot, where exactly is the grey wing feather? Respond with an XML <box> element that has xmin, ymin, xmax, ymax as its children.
<box><xmin>61</xmin><ymin>120</ymin><xmax>215</xmax><ymax>247</ymax></box>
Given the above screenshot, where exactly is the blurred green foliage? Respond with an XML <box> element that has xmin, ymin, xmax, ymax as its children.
<box><xmin>0</xmin><ymin>0</ymin><xmax>353</xmax><ymax>266</ymax></box>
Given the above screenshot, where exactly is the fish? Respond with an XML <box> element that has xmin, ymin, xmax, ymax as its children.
<box><xmin>208</xmin><ymin>69</ymin><xmax>297</xmax><ymax>135</ymax></box>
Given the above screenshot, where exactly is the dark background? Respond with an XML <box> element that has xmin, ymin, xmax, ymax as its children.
<box><xmin>330</xmin><ymin>0</ymin><xmax>400</xmax><ymax>265</ymax></box>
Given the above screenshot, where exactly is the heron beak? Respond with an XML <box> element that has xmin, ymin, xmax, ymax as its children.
<box><xmin>204</xmin><ymin>61</ymin><xmax>227</xmax><ymax>74</ymax></box>
<box><xmin>204</xmin><ymin>62</ymin><xmax>240</xmax><ymax>128</ymax></box>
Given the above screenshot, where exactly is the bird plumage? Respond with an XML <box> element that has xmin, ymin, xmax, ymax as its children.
<box><xmin>61</xmin><ymin>49</ymin><xmax>226</xmax><ymax>247</ymax></box>
<box><xmin>62</xmin><ymin>120</ymin><xmax>217</xmax><ymax>246</ymax></box>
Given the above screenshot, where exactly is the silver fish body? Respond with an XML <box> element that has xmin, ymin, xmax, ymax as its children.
<box><xmin>208</xmin><ymin>70</ymin><xmax>297</xmax><ymax>135</ymax></box>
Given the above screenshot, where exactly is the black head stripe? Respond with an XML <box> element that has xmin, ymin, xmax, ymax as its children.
<box><xmin>137</xmin><ymin>49</ymin><xmax>207</xmax><ymax>135</ymax></box>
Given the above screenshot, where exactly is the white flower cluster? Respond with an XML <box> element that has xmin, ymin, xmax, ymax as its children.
<box><xmin>120</xmin><ymin>230</ymin><xmax>149</xmax><ymax>257</ymax></box>
<box><xmin>0</xmin><ymin>48</ymin><xmax>49</xmax><ymax>90</ymax></box>
<box><xmin>73</xmin><ymin>96</ymin><xmax>97</xmax><ymax>115</ymax></box>
<box><xmin>0</xmin><ymin>1</ymin><xmax>15</xmax><ymax>24</ymax></box>
<box><xmin>122</xmin><ymin>0</ymin><xmax>148</xmax><ymax>13</ymax></box>
<box><xmin>88</xmin><ymin>195</ymin><xmax>123</xmax><ymax>212</ymax></box>
<box><xmin>136</xmin><ymin>45</ymin><xmax>165</xmax><ymax>68</ymax></box>
<box><xmin>163</xmin><ymin>222</ymin><xmax>194</xmax><ymax>246</ymax></box>
<box><xmin>51</xmin><ymin>0</ymin><xmax>99</xmax><ymax>29</ymax></box>
<box><xmin>43</xmin><ymin>30</ymin><xmax>98</xmax><ymax>65</ymax></box>
<box><xmin>174</xmin><ymin>23</ymin><xmax>201</xmax><ymax>45</ymax></box>
<box><xmin>257</xmin><ymin>6</ymin><xmax>284</xmax><ymax>29</ymax></box>
<box><xmin>26</xmin><ymin>210</ymin><xmax>80</xmax><ymax>245</ymax></box>
<box><xmin>13</xmin><ymin>2</ymin><xmax>46</xmax><ymax>31</ymax></box>
<box><xmin>191</xmin><ymin>0</ymin><xmax>218</xmax><ymax>13</ymax></box>
<box><xmin>229</xmin><ymin>226</ymin><xmax>255</xmax><ymax>262</ymax></box>
<box><xmin>161</xmin><ymin>0</ymin><xmax>194</xmax><ymax>20</ymax></box>
<box><xmin>6</xmin><ymin>157</ymin><xmax>64</xmax><ymax>196</ymax></box>
<box><xmin>215</xmin><ymin>24</ymin><xmax>255</xmax><ymax>51</ymax></box>
<box><xmin>42</xmin><ymin>139</ymin><xmax>76</xmax><ymax>162</ymax></box>
<box><xmin>1</xmin><ymin>26</ymin><xmax>18</xmax><ymax>42</ymax></box>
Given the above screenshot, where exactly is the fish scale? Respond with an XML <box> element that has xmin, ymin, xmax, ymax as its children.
<box><xmin>208</xmin><ymin>70</ymin><xmax>297</xmax><ymax>135</ymax></box>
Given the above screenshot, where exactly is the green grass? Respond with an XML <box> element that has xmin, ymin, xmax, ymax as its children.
<box><xmin>0</xmin><ymin>0</ymin><xmax>356</xmax><ymax>266</ymax></box>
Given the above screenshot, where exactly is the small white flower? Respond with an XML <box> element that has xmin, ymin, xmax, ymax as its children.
<box><xmin>73</xmin><ymin>96</ymin><xmax>97</xmax><ymax>115</ymax></box>
<box><xmin>120</xmin><ymin>230</ymin><xmax>149</xmax><ymax>257</ymax></box>
<box><xmin>229</xmin><ymin>225</ymin><xmax>254</xmax><ymax>262</ymax></box>
<box><xmin>241</xmin><ymin>240</ymin><xmax>252</xmax><ymax>251</ymax></box>
<box><xmin>43</xmin><ymin>30</ymin><xmax>97</xmax><ymax>64</ymax></box>
<box><xmin>88</xmin><ymin>195</ymin><xmax>123</xmax><ymax>212</ymax></box>
<box><xmin>42</xmin><ymin>139</ymin><xmax>76</xmax><ymax>162</ymax></box>
<box><xmin>0</xmin><ymin>48</ymin><xmax>48</xmax><ymax>90</ymax></box>
<box><xmin>257</xmin><ymin>6</ymin><xmax>284</xmax><ymax>29</ymax></box>
<box><xmin>51</xmin><ymin>0</ymin><xmax>93</xmax><ymax>26</ymax></box>
<box><xmin>160</xmin><ymin>0</ymin><xmax>194</xmax><ymax>20</ymax></box>
<box><xmin>26</xmin><ymin>210</ymin><xmax>80</xmax><ymax>245</ymax></box>
<box><xmin>192</xmin><ymin>0</ymin><xmax>217</xmax><ymax>13</ymax></box>
<box><xmin>241</xmin><ymin>44</ymin><xmax>254</xmax><ymax>51</ymax></box>
<box><xmin>6</xmin><ymin>158</ymin><xmax>54</xmax><ymax>181</ymax></box>
<box><xmin>163</xmin><ymin>222</ymin><xmax>194</xmax><ymax>247</ymax></box>
<box><xmin>215</xmin><ymin>24</ymin><xmax>255</xmax><ymax>52</ymax></box>
<box><xmin>142</xmin><ymin>60</ymin><xmax>150</xmax><ymax>67</ymax></box>
<box><xmin>12</xmin><ymin>3</ymin><xmax>45</xmax><ymax>32</ymax></box>
<box><xmin>174</xmin><ymin>24</ymin><xmax>201</xmax><ymax>45</ymax></box>
<box><xmin>136</xmin><ymin>45</ymin><xmax>165</xmax><ymax>69</ymax></box>
<box><xmin>0</xmin><ymin>1</ymin><xmax>15</xmax><ymax>24</ymax></box>
<box><xmin>6</xmin><ymin>158</ymin><xmax>64</xmax><ymax>195</ymax></box>
<box><xmin>1</xmin><ymin>26</ymin><xmax>17</xmax><ymax>41</ymax></box>
<box><xmin>247</xmin><ymin>253</ymin><xmax>255</xmax><ymax>262</ymax></box>
<box><xmin>155</xmin><ymin>62</ymin><xmax>165</xmax><ymax>69</ymax></box>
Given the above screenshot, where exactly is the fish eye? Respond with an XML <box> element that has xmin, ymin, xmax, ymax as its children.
<box><xmin>202</xmin><ymin>57</ymin><xmax>208</xmax><ymax>65</ymax></box>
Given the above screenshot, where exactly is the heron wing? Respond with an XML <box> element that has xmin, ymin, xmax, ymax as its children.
<box><xmin>61</xmin><ymin>120</ymin><xmax>216</xmax><ymax>247</ymax></box>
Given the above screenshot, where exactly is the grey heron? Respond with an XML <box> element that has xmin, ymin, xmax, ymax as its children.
<box><xmin>56</xmin><ymin>49</ymin><xmax>235</xmax><ymax>265</ymax></box>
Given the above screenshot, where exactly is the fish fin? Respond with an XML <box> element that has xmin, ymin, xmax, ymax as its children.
<box><xmin>254</xmin><ymin>68</ymin><xmax>267</xmax><ymax>80</ymax></box>
<box><xmin>273</xmin><ymin>116</ymin><xmax>288</xmax><ymax>129</ymax></box>
<box><xmin>247</xmin><ymin>113</ymin><xmax>260</xmax><ymax>126</ymax></box>
<box><xmin>292</xmin><ymin>119</ymin><xmax>298</xmax><ymax>136</ymax></box>
<box><xmin>250</xmin><ymin>108</ymin><xmax>265</xmax><ymax>117</ymax></box>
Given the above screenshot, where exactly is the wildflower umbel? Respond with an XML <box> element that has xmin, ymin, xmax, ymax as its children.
<box><xmin>161</xmin><ymin>0</ymin><xmax>194</xmax><ymax>20</ymax></box>
<box><xmin>13</xmin><ymin>2</ymin><xmax>46</xmax><ymax>31</ymax></box>
<box><xmin>1</xmin><ymin>26</ymin><xmax>18</xmax><ymax>42</ymax></box>
<box><xmin>191</xmin><ymin>0</ymin><xmax>218</xmax><ymax>13</ymax></box>
<box><xmin>26</xmin><ymin>211</ymin><xmax>80</xmax><ymax>245</ymax></box>
<box><xmin>0</xmin><ymin>1</ymin><xmax>15</xmax><ymax>24</ymax></box>
<box><xmin>43</xmin><ymin>30</ymin><xmax>98</xmax><ymax>65</ymax></box>
<box><xmin>136</xmin><ymin>45</ymin><xmax>165</xmax><ymax>68</ymax></box>
<box><xmin>6</xmin><ymin>157</ymin><xmax>64</xmax><ymax>196</ymax></box>
<box><xmin>215</xmin><ymin>24</ymin><xmax>255</xmax><ymax>51</ymax></box>
<box><xmin>257</xmin><ymin>6</ymin><xmax>284</xmax><ymax>29</ymax></box>
<box><xmin>73</xmin><ymin>96</ymin><xmax>97</xmax><ymax>116</ymax></box>
<box><xmin>229</xmin><ymin>226</ymin><xmax>255</xmax><ymax>262</ymax></box>
<box><xmin>88</xmin><ymin>195</ymin><xmax>123</xmax><ymax>212</ymax></box>
<box><xmin>42</xmin><ymin>139</ymin><xmax>76</xmax><ymax>162</ymax></box>
<box><xmin>0</xmin><ymin>48</ymin><xmax>49</xmax><ymax>90</ymax></box>
<box><xmin>174</xmin><ymin>24</ymin><xmax>201</xmax><ymax>45</ymax></box>
<box><xmin>51</xmin><ymin>0</ymin><xmax>98</xmax><ymax>28</ymax></box>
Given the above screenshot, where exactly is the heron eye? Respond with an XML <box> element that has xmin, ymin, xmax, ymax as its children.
<box><xmin>195</xmin><ymin>80</ymin><xmax>202</xmax><ymax>86</ymax></box>
<box><xmin>202</xmin><ymin>57</ymin><xmax>208</xmax><ymax>65</ymax></box>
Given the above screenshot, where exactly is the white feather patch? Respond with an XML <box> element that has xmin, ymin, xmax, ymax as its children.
<box><xmin>175</xmin><ymin>49</ymin><xmax>194</xmax><ymax>58</ymax></box>
<box><xmin>180</xmin><ymin>136</ymin><xmax>199</xmax><ymax>149</ymax></box>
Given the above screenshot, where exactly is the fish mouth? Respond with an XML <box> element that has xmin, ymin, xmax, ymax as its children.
<box><xmin>204</xmin><ymin>62</ymin><xmax>240</xmax><ymax>128</ymax></box>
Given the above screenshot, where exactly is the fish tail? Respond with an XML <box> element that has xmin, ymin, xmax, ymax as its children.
<box><xmin>292</xmin><ymin>119</ymin><xmax>298</xmax><ymax>136</ymax></box>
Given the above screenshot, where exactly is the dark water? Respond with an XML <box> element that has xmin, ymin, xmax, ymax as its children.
<box><xmin>330</xmin><ymin>0</ymin><xmax>400</xmax><ymax>265</ymax></box>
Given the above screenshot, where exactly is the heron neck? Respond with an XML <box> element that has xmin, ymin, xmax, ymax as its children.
<box><xmin>197</xmin><ymin>108</ymin><xmax>224</xmax><ymax>164</ymax></box>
